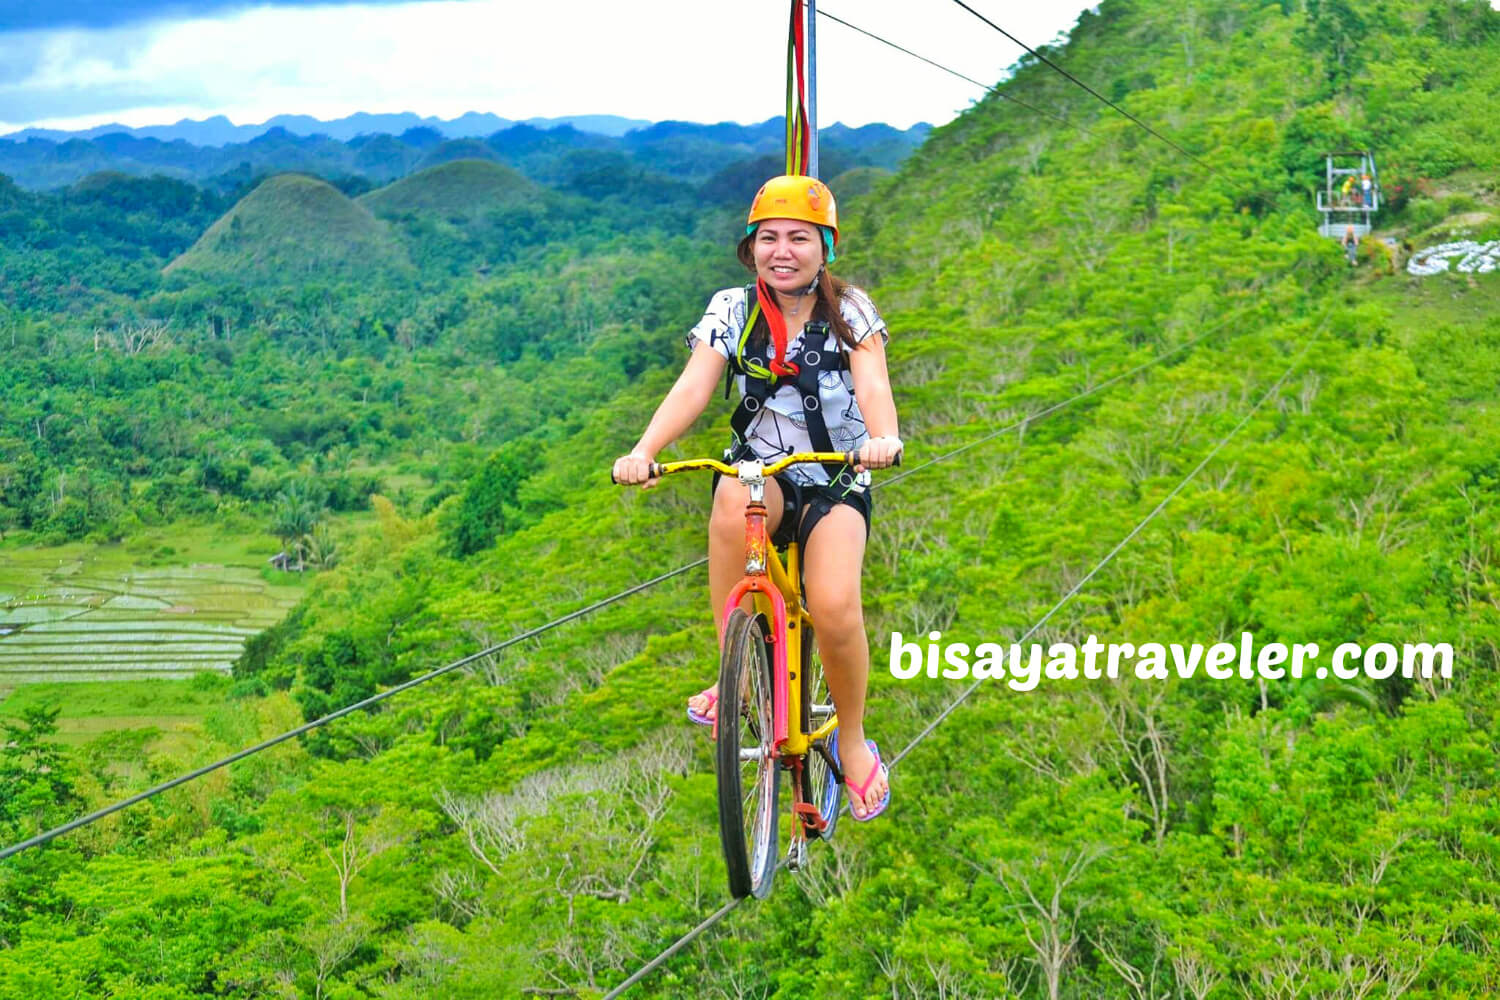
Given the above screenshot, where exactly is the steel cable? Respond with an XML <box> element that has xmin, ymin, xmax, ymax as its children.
<box><xmin>946</xmin><ymin>0</ymin><xmax>1221</xmax><ymax>176</ymax></box>
<box><xmin>0</xmin><ymin>559</ymin><xmax>704</xmax><ymax>862</ymax></box>
<box><xmin>1</xmin><ymin>305</ymin><xmax>1260</xmax><ymax>864</ymax></box>
<box><xmin>816</xmin><ymin>7</ymin><xmax>1091</xmax><ymax>136</ymax></box>
<box><xmin>596</xmin><ymin>315</ymin><xmax>1319</xmax><ymax>997</ymax></box>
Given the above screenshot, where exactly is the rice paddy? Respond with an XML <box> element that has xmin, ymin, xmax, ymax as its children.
<box><xmin>0</xmin><ymin>542</ymin><xmax>303</xmax><ymax>686</ymax></box>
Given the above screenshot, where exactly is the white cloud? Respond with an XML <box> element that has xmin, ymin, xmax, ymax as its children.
<box><xmin>0</xmin><ymin>0</ymin><xmax>1097</xmax><ymax>133</ymax></box>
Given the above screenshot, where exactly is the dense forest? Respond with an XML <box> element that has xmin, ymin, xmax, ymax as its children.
<box><xmin>3</xmin><ymin>0</ymin><xmax>1500</xmax><ymax>997</ymax></box>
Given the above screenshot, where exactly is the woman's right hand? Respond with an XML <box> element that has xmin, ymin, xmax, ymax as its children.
<box><xmin>612</xmin><ymin>452</ymin><xmax>658</xmax><ymax>488</ymax></box>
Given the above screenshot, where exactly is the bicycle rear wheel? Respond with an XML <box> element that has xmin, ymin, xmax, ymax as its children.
<box><xmin>716</xmin><ymin>608</ymin><xmax>780</xmax><ymax>899</ymax></box>
<box><xmin>798</xmin><ymin>620</ymin><xmax>842</xmax><ymax>840</ymax></box>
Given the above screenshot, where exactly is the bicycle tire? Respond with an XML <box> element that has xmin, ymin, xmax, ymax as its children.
<box><xmin>798</xmin><ymin>620</ymin><xmax>842</xmax><ymax>840</ymax></box>
<box><xmin>716</xmin><ymin>608</ymin><xmax>780</xmax><ymax>899</ymax></box>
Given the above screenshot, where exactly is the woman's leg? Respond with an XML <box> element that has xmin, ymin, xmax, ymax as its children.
<box><xmin>686</xmin><ymin>474</ymin><xmax>786</xmax><ymax>722</ymax></box>
<box><xmin>800</xmin><ymin>504</ymin><xmax>888</xmax><ymax>818</ymax></box>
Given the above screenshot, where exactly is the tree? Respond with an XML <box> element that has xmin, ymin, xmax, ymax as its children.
<box><xmin>270</xmin><ymin>481</ymin><xmax>325</xmax><ymax>571</ymax></box>
<box><xmin>444</xmin><ymin>441</ymin><xmax>532</xmax><ymax>558</ymax></box>
<box><xmin>0</xmin><ymin>705</ymin><xmax>78</xmax><ymax>834</ymax></box>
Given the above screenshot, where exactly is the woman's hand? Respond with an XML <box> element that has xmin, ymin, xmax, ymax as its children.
<box><xmin>612</xmin><ymin>451</ymin><xmax>659</xmax><ymax>488</ymax></box>
<box><xmin>856</xmin><ymin>436</ymin><xmax>903</xmax><ymax>473</ymax></box>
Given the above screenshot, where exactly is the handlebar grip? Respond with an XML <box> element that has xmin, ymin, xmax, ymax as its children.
<box><xmin>845</xmin><ymin>449</ymin><xmax>902</xmax><ymax>468</ymax></box>
<box><xmin>611</xmin><ymin>462</ymin><xmax>665</xmax><ymax>485</ymax></box>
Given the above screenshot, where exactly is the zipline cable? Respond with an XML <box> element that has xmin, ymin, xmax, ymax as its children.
<box><xmin>0</xmin><ymin>559</ymin><xmax>704</xmax><ymax>863</ymax></box>
<box><xmin>0</xmin><ymin>302</ymin><xmax>1260</xmax><ymax>863</ymax></box>
<box><xmin>889</xmin><ymin>321</ymin><xmax>1324</xmax><ymax>767</ymax></box>
<box><xmin>946</xmin><ymin>0</ymin><xmax>1220</xmax><ymax>176</ymax></box>
<box><xmin>876</xmin><ymin>300</ymin><xmax>1253</xmax><ymax>493</ymax></box>
<box><xmin>817</xmin><ymin>7</ymin><xmax>1091</xmax><ymax>137</ymax></box>
<box><xmin>601</xmin><ymin>321</ymin><xmax>1323</xmax><ymax>997</ymax></box>
<box><xmin>598</xmin><ymin>895</ymin><xmax>746</xmax><ymax>999</ymax></box>
<box><xmin>0</xmin><ymin>302</ymin><xmax>1263</xmax><ymax>864</ymax></box>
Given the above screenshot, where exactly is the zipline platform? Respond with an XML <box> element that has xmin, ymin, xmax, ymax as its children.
<box><xmin>1318</xmin><ymin>150</ymin><xmax>1379</xmax><ymax>239</ymax></box>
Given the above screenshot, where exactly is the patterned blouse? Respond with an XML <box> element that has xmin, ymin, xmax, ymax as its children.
<box><xmin>686</xmin><ymin>285</ymin><xmax>888</xmax><ymax>488</ymax></box>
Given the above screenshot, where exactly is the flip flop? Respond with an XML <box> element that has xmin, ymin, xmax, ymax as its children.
<box><xmin>686</xmin><ymin>687</ymin><xmax>718</xmax><ymax>728</ymax></box>
<box><xmin>832</xmin><ymin>731</ymin><xmax>891</xmax><ymax>822</ymax></box>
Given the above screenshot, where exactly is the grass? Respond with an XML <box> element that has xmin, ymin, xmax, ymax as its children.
<box><xmin>0</xmin><ymin>674</ymin><xmax>233</xmax><ymax>745</ymax></box>
<box><xmin>358</xmin><ymin>158</ymin><xmax>536</xmax><ymax>221</ymax></box>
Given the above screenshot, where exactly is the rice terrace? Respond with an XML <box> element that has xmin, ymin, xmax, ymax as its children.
<box><xmin>0</xmin><ymin>533</ymin><xmax>303</xmax><ymax>740</ymax></box>
<box><xmin>0</xmin><ymin>556</ymin><xmax>297</xmax><ymax>684</ymax></box>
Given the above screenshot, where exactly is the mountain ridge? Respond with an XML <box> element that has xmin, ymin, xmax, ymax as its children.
<box><xmin>1</xmin><ymin>111</ymin><xmax>655</xmax><ymax>146</ymax></box>
<box><xmin>0</xmin><ymin>116</ymin><xmax>932</xmax><ymax>191</ymax></box>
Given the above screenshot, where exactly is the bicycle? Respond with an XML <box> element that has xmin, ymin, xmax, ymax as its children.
<box><xmin>621</xmin><ymin>450</ymin><xmax>882</xmax><ymax>899</ymax></box>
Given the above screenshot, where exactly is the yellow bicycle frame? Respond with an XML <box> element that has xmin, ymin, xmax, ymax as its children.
<box><xmin>652</xmin><ymin>452</ymin><xmax>849</xmax><ymax>758</ymax></box>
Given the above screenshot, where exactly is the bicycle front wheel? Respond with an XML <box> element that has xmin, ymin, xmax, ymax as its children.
<box><xmin>716</xmin><ymin>608</ymin><xmax>780</xmax><ymax>899</ymax></box>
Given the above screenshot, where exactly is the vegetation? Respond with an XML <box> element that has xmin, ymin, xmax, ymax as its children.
<box><xmin>2</xmin><ymin>0</ymin><xmax>1500</xmax><ymax>997</ymax></box>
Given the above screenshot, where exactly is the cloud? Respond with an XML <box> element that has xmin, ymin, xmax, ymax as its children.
<box><xmin>0</xmin><ymin>0</ymin><xmax>433</xmax><ymax>33</ymax></box>
<box><xmin>0</xmin><ymin>1</ymin><xmax>1095</xmax><ymax>133</ymax></box>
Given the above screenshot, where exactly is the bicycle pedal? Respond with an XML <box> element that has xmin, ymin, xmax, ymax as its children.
<box><xmin>786</xmin><ymin>838</ymin><xmax>808</xmax><ymax>872</ymax></box>
<box><xmin>792</xmin><ymin>801</ymin><xmax>827</xmax><ymax>834</ymax></box>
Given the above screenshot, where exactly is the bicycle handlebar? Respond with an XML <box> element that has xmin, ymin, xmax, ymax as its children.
<box><xmin>611</xmin><ymin>449</ymin><xmax>900</xmax><ymax>485</ymax></box>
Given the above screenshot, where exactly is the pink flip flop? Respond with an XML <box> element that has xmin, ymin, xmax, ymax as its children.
<box><xmin>686</xmin><ymin>687</ymin><xmax>718</xmax><ymax>727</ymax></box>
<box><xmin>833</xmin><ymin>733</ymin><xmax>891</xmax><ymax>822</ymax></box>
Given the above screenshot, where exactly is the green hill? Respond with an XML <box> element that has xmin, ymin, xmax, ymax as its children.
<box><xmin>166</xmin><ymin>172</ymin><xmax>409</xmax><ymax>282</ymax></box>
<box><xmin>414</xmin><ymin>138</ymin><xmax>504</xmax><ymax>171</ymax></box>
<box><xmin>356</xmin><ymin>158</ymin><xmax>538</xmax><ymax>222</ymax></box>
<box><xmin>4</xmin><ymin>1</ymin><xmax>1500</xmax><ymax>997</ymax></box>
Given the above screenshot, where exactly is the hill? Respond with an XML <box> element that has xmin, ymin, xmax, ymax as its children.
<box><xmin>0</xmin><ymin>111</ymin><xmax>653</xmax><ymax>146</ymax></box>
<box><xmin>357</xmin><ymin>158</ymin><xmax>538</xmax><ymax>221</ymax></box>
<box><xmin>166</xmin><ymin>173</ymin><xmax>409</xmax><ymax>282</ymax></box>
<box><xmin>0</xmin><ymin>117</ymin><xmax>930</xmax><ymax>192</ymax></box>
<box><xmin>3</xmin><ymin>0</ymin><xmax>1500</xmax><ymax>997</ymax></box>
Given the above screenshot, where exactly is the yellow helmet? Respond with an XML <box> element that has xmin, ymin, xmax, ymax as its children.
<box><xmin>746</xmin><ymin>175</ymin><xmax>839</xmax><ymax>261</ymax></box>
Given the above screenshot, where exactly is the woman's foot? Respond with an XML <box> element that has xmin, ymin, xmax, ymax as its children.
<box><xmin>837</xmin><ymin>728</ymin><xmax>890</xmax><ymax>820</ymax></box>
<box><xmin>687</xmin><ymin>686</ymin><xmax>719</xmax><ymax>726</ymax></box>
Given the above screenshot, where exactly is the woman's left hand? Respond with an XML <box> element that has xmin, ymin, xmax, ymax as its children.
<box><xmin>856</xmin><ymin>435</ymin><xmax>903</xmax><ymax>472</ymax></box>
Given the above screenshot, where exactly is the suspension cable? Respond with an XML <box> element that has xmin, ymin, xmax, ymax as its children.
<box><xmin>601</xmin><ymin>321</ymin><xmax>1322</xmax><ymax>997</ymax></box>
<box><xmin>0</xmin><ymin>559</ymin><xmax>704</xmax><ymax>862</ymax></box>
<box><xmin>877</xmin><ymin>301</ymin><xmax>1252</xmax><ymax>493</ymax></box>
<box><xmin>816</xmin><ymin>7</ymin><xmax>1091</xmax><ymax>137</ymax></box>
<box><xmin>599</xmin><ymin>895</ymin><xmax>747</xmax><ymax>1000</ymax></box>
<box><xmin>0</xmin><ymin>300</ymin><xmax>1259</xmax><ymax>864</ymax></box>
<box><xmin>946</xmin><ymin>0</ymin><xmax>1220</xmax><ymax>176</ymax></box>
<box><xmin>890</xmin><ymin>322</ymin><xmax>1323</xmax><ymax>766</ymax></box>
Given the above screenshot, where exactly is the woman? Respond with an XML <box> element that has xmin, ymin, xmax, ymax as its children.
<box><xmin>612</xmin><ymin>175</ymin><xmax>901</xmax><ymax>820</ymax></box>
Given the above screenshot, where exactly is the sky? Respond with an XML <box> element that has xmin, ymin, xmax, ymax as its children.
<box><xmin>0</xmin><ymin>0</ymin><xmax>1099</xmax><ymax>135</ymax></box>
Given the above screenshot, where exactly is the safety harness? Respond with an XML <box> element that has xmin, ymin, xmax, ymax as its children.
<box><xmin>725</xmin><ymin>281</ymin><xmax>852</xmax><ymax>480</ymax></box>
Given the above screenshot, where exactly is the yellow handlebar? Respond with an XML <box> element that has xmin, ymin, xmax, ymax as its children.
<box><xmin>611</xmin><ymin>450</ymin><xmax>902</xmax><ymax>485</ymax></box>
<box><xmin>651</xmin><ymin>451</ymin><xmax>860</xmax><ymax>479</ymax></box>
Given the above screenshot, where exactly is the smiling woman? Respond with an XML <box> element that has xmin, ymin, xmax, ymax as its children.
<box><xmin>611</xmin><ymin>173</ymin><xmax>902</xmax><ymax>820</ymax></box>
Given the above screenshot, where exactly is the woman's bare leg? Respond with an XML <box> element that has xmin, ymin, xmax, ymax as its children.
<box><xmin>800</xmin><ymin>505</ymin><xmax>887</xmax><ymax>818</ymax></box>
<box><xmin>687</xmin><ymin>474</ymin><xmax>785</xmax><ymax>722</ymax></box>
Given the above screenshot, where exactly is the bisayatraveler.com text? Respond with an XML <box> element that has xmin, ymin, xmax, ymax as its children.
<box><xmin>890</xmin><ymin>631</ymin><xmax>1453</xmax><ymax>690</ymax></box>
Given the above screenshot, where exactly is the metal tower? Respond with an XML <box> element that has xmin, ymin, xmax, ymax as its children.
<box><xmin>1318</xmin><ymin>150</ymin><xmax>1380</xmax><ymax>239</ymax></box>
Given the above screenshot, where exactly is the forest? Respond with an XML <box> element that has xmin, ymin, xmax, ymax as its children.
<box><xmin>2</xmin><ymin>0</ymin><xmax>1499</xmax><ymax>997</ymax></box>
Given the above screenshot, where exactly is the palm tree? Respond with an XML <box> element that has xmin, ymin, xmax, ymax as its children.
<box><xmin>301</xmin><ymin>522</ymin><xmax>340</xmax><ymax>571</ymax></box>
<box><xmin>270</xmin><ymin>484</ymin><xmax>321</xmax><ymax>571</ymax></box>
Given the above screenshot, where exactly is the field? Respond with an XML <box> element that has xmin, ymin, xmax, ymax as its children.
<box><xmin>0</xmin><ymin>518</ymin><xmax>307</xmax><ymax>737</ymax></box>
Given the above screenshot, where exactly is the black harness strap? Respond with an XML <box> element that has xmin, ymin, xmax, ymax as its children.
<box><xmin>727</xmin><ymin>283</ymin><xmax>850</xmax><ymax>478</ymax></box>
